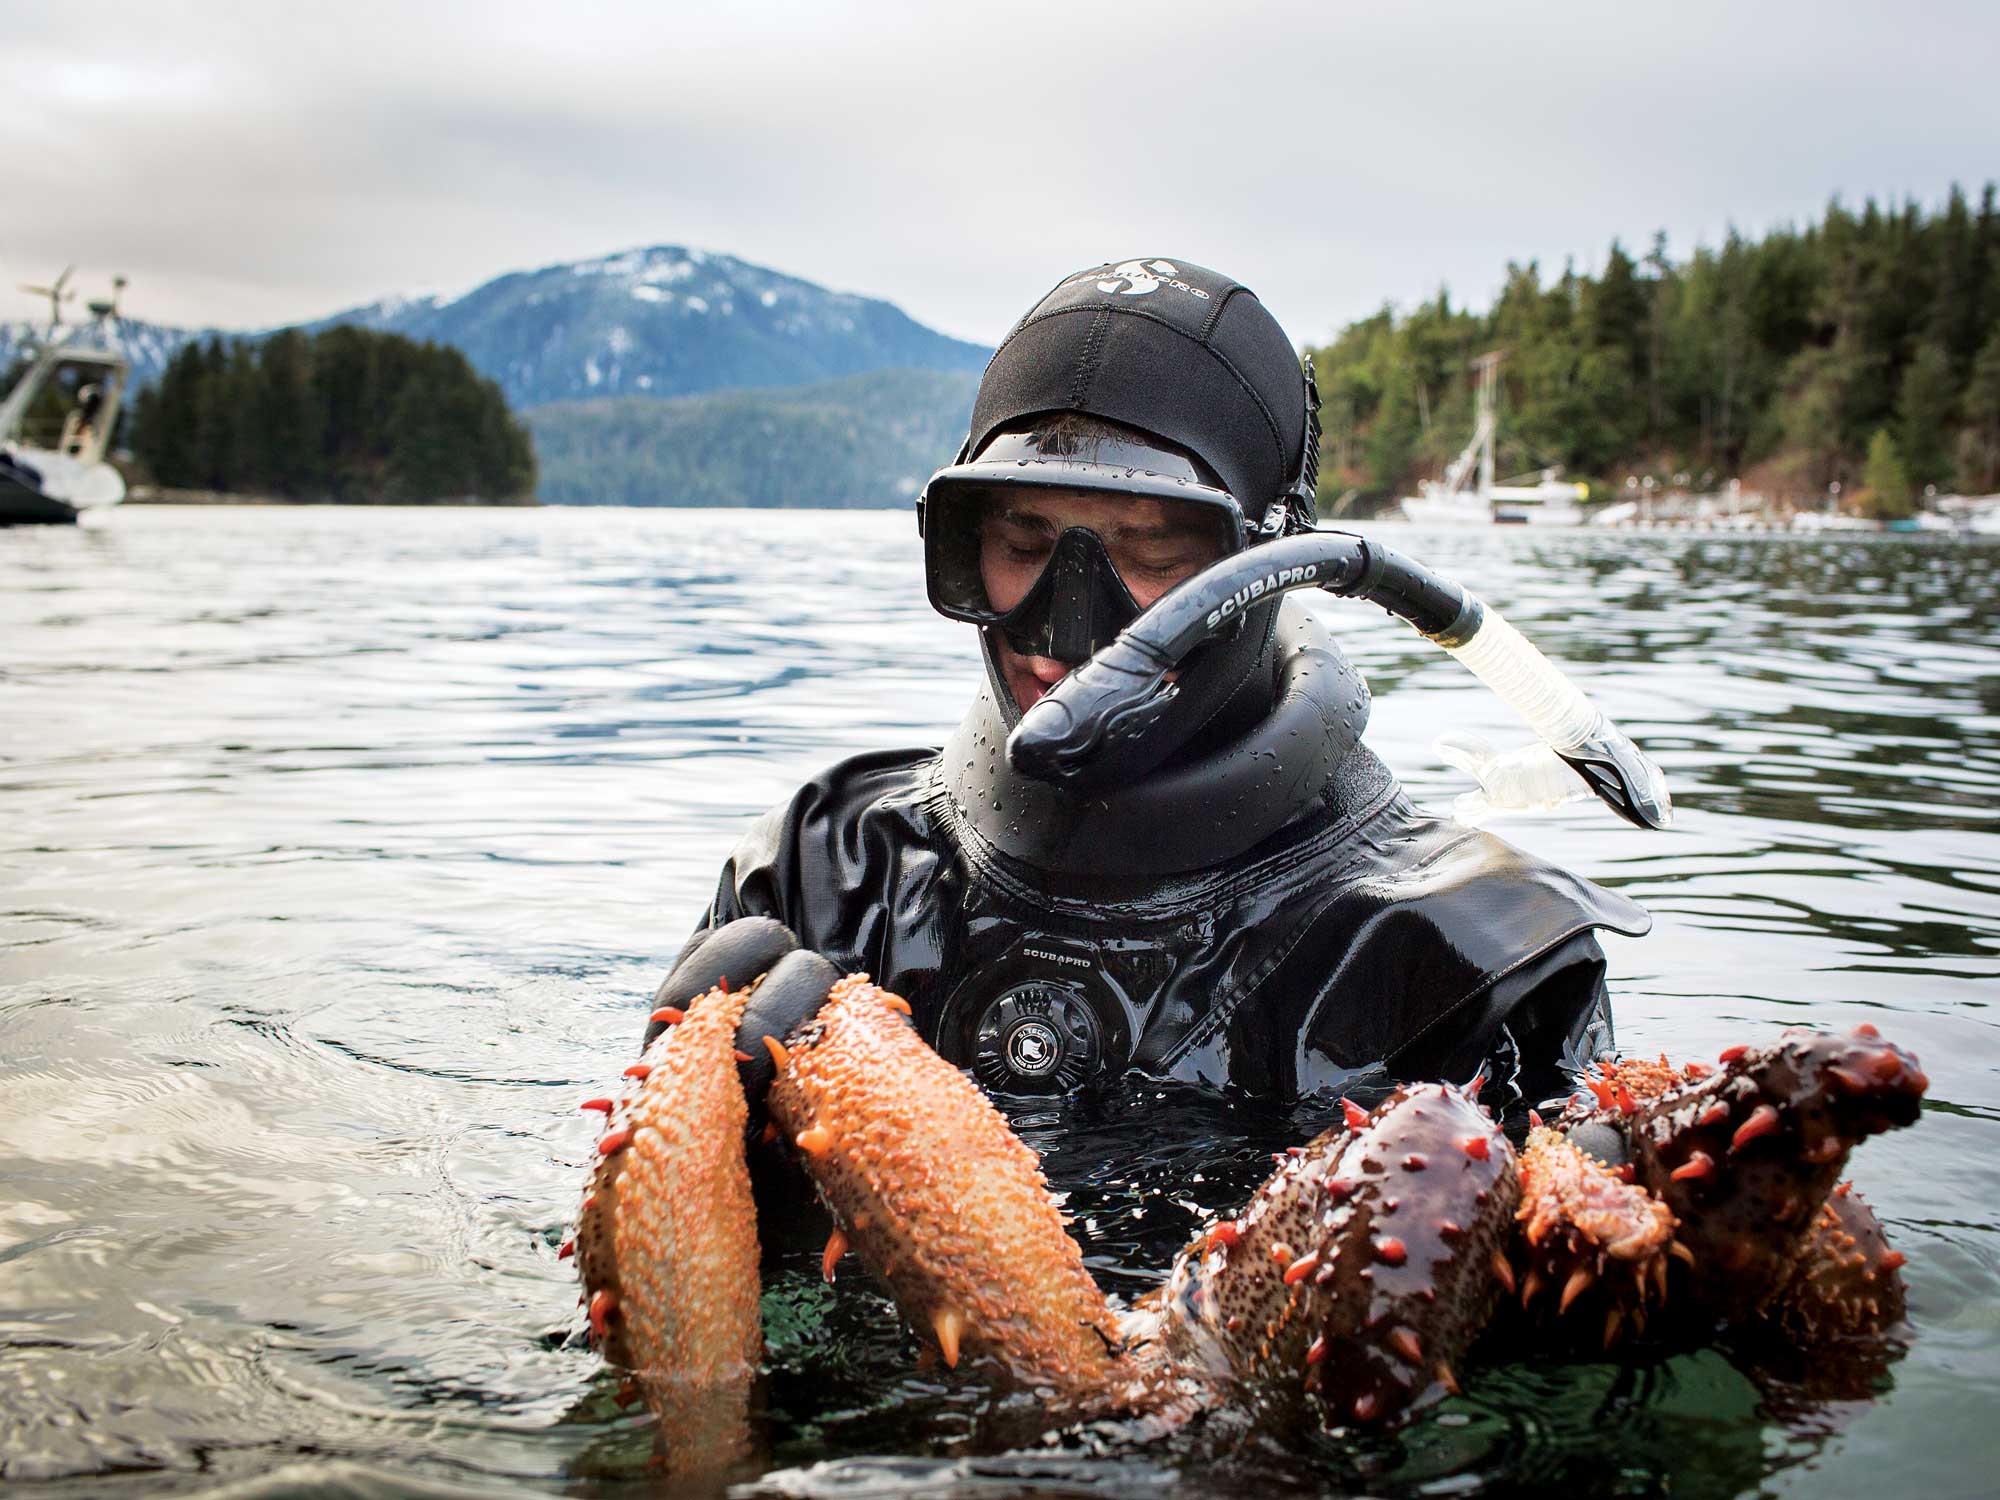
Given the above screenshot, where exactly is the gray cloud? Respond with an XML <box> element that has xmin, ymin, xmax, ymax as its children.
<box><xmin>5</xmin><ymin>0</ymin><xmax>1996</xmax><ymax>346</ymax></box>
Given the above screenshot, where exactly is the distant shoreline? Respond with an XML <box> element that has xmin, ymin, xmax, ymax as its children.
<box><xmin>125</xmin><ymin>486</ymin><xmax>539</xmax><ymax>508</ymax></box>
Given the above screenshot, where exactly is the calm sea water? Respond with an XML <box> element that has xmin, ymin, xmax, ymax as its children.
<box><xmin>2</xmin><ymin>506</ymin><xmax>1996</xmax><ymax>1500</ymax></box>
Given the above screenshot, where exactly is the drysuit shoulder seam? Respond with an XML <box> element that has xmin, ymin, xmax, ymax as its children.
<box><xmin>1148</xmin><ymin>898</ymin><xmax>1330</xmax><ymax>1070</ymax></box>
<box><xmin>1149</xmin><ymin>830</ymin><xmax>1642</xmax><ymax>1081</ymax></box>
<box><xmin>1379</xmin><ymin>920</ymin><xmax>1626</xmax><ymax>1075</ymax></box>
<box><xmin>1145</xmin><ymin>807</ymin><xmax>1492</xmax><ymax>1068</ymax></box>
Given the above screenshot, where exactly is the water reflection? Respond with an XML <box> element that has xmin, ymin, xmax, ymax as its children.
<box><xmin>0</xmin><ymin>511</ymin><xmax>1995</xmax><ymax>1497</ymax></box>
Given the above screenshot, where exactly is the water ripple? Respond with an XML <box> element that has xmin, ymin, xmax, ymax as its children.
<box><xmin>2</xmin><ymin>510</ymin><xmax>1996</xmax><ymax>1497</ymax></box>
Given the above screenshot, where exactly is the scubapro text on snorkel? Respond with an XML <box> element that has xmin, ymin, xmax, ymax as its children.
<box><xmin>1203</xmin><ymin>564</ymin><xmax>1320</xmax><ymax>629</ymax></box>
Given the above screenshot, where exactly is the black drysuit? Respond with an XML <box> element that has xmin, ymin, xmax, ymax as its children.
<box><xmin>692</xmin><ymin>607</ymin><xmax>1649</xmax><ymax>1114</ymax></box>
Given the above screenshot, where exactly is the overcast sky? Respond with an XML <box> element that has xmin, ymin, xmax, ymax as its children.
<box><xmin>4</xmin><ymin>0</ymin><xmax>1995</xmax><ymax>347</ymax></box>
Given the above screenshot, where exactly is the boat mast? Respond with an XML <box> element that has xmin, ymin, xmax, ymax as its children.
<box><xmin>1435</xmin><ymin>349</ymin><xmax>1503</xmax><ymax>503</ymax></box>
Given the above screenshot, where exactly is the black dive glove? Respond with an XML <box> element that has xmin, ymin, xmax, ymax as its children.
<box><xmin>645</xmin><ymin>916</ymin><xmax>840</xmax><ymax>1122</ymax></box>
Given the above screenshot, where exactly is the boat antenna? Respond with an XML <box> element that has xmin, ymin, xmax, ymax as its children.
<box><xmin>18</xmin><ymin>266</ymin><xmax>77</xmax><ymax>338</ymax></box>
<box><xmin>85</xmin><ymin>275</ymin><xmax>128</xmax><ymax>326</ymax></box>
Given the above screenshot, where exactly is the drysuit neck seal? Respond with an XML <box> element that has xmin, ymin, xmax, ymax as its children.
<box><xmin>941</xmin><ymin>600</ymin><xmax>1370</xmax><ymax>878</ymax></box>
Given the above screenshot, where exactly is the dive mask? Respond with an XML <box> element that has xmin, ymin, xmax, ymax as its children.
<box><xmin>919</xmin><ymin>424</ymin><xmax>1247</xmax><ymax>661</ymax></box>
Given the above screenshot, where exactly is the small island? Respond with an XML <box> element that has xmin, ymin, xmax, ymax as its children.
<box><xmin>127</xmin><ymin>326</ymin><xmax>537</xmax><ymax>505</ymax></box>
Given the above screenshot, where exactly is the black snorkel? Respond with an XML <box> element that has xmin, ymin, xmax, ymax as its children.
<box><xmin>1007</xmin><ymin>532</ymin><xmax>1673</xmax><ymax>831</ymax></box>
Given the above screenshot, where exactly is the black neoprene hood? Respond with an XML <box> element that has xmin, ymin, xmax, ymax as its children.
<box><xmin>964</xmin><ymin>258</ymin><xmax>1310</xmax><ymax>519</ymax></box>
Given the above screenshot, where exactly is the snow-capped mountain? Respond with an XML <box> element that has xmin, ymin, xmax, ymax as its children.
<box><xmin>303</xmin><ymin>246</ymin><xmax>990</xmax><ymax>407</ymax></box>
<box><xmin>4</xmin><ymin>246</ymin><xmax>991</xmax><ymax>410</ymax></box>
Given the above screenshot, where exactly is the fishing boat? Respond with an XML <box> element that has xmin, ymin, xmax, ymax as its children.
<box><xmin>1395</xmin><ymin>350</ymin><xmax>1589</xmax><ymax>526</ymax></box>
<box><xmin>1</xmin><ymin>270</ymin><xmax>131</xmax><ymax>525</ymax></box>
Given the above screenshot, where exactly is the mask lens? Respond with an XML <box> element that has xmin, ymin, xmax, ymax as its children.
<box><xmin>925</xmin><ymin>482</ymin><xmax>1238</xmax><ymax>624</ymax></box>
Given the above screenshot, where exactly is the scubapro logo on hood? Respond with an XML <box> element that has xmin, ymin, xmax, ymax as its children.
<box><xmin>1091</xmin><ymin>260</ymin><xmax>1211</xmax><ymax>300</ymax></box>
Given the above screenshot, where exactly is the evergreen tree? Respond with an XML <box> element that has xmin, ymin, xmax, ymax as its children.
<box><xmin>128</xmin><ymin>325</ymin><xmax>535</xmax><ymax>502</ymax></box>
<box><xmin>1643</xmin><ymin>231</ymin><xmax>1674</xmax><ymax>442</ymax></box>
<box><xmin>1895</xmin><ymin>344</ymin><xmax>1955</xmax><ymax>489</ymax></box>
<box><xmin>136</xmin><ymin>344</ymin><xmax>202</xmax><ymax>485</ymax></box>
<box><xmin>1364</xmin><ymin>353</ymin><xmax>1426</xmax><ymax>487</ymax></box>
<box><xmin>1957</xmin><ymin>324</ymin><xmax>2000</xmax><ymax>491</ymax></box>
<box><xmin>312</xmin><ymin>325</ymin><xmax>381</xmax><ymax>498</ymax></box>
<box><xmin>1585</xmin><ymin>241</ymin><xmax>1648</xmax><ymax>377</ymax></box>
<box><xmin>1928</xmin><ymin>184</ymin><xmax>1981</xmax><ymax>373</ymax></box>
<box><xmin>1861</xmin><ymin>427</ymin><xmax>1912</xmax><ymax>518</ymax></box>
<box><xmin>188</xmin><ymin>338</ymin><xmax>235</xmax><ymax>489</ymax></box>
<box><xmin>1296</xmin><ymin>183</ymin><xmax>1998</xmax><ymax>502</ymax></box>
<box><xmin>1777</xmin><ymin>343</ymin><xmax>1854</xmax><ymax>489</ymax></box>
<box><xmin>215</xmin><ymin>343</ymin><xmax>260</xmax><ymax>488</ymax></box>
<box><xmin>247</xmin><ymin>328</ymin><xmax>324</xmax><ymax>495</ymax></box>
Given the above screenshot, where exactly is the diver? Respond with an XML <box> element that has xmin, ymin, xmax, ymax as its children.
<box><xmin>648</xmin><ymin>257</ymin><xmax>1650</xmax><ymax>1128</ymax></box>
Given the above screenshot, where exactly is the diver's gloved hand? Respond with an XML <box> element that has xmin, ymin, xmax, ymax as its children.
<box><xmin>733</xmin><ymin>948</ymin><xmax>841</xmax><ymax>1120</ymax></box>
<box><xmin>644</xmin><ymin>915</ymin><xmax>801</xmax><ymax>1047</ymax></box>
<box><xmin>1564</xmin><ymin>1119</ymin><xmax>1629</xmax><ymax>1169</ymax></box>
<box><xmin>644</xmin><ymin>916</ymin><xmax>841</xmax><ymax>1125</ymax></box>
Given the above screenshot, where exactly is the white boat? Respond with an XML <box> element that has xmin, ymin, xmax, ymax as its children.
<box><xmin>1</xmin><ymin>271</ymin><xmax>132</xmax><ymax>525</ymax></box>
<box><xmin>1394</xmin><ymin>350</ymin><xmax>1587</xmax><ymax>525</ymax></box>
<box><xmin>1398</xmin><ymin>485</ymin><xmax>1494</xmax><ymax>525</ymax></box>
<box><xmin>1932</xmin><ymin>493</ymin><xmax>2000</xmax><ymax>536</ymax></box>
<box><xmin>1787</xmin><ymin>510</ymin><xmax>1877</xmax><ymax>532</ymax></box>
<box><xmin>1489</xmin><ymin>474</ymin><xmax>1588</xmax><ymax>525</ymax></box>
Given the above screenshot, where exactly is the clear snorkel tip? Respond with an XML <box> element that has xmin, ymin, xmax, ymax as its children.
<box><xmin>1556</xmin><ymin>732</ymin><xmax>1675</xmax><ymax>830</ymax></box>
<box><xmin>1432</xmin><ymin>597</ymin><xmax>1672</xmax><ymax>830</ymax></box>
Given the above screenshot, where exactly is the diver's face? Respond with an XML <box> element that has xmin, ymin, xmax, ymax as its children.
<box><xmin>977</xmin><ymin>490</ymin><xmax>1227</xmax><ymax>712</ymax></box>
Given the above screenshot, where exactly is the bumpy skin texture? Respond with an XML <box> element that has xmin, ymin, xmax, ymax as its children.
<box><xmin>766</xmin><ymin>974</ymin><xmax>1128</xmax><ymax>1395</ymax></box>
<box><xmin>1509</xmin><ymin>1126</ymin><xmax>1679</xmax><ymax>1350</ymax></box>
<box><xmin>1738</xmin><ymin>1182</ymin><xmax>1912</xmax><ymax>1414</ymax></box>
<box><xmin>1567</xmin><ymin>1025</ymin><xmax>1926</xmax><ymax>1326</ymax></box>
<box><xmin>1571</xmin><ymin>1054</ymin><xmax>1717</xmax><ymax>1116</ymax></box>
<box><xmin>574</xmin><ymin>981</ymin><xmax>761</xmax><ymax>1459</ymax></box>
<box><xmin>575</xmin><ymin>994</ymin><xmax>1927</xmax><ymax>1442</ymax></box>
<box><xmin>1159</xmin><ymin>1085</ymin><xmax>1518</xmax><ymax>1426</ymax></box>
<box><xmin>1765</xmin><ymin>1182</ymin><xmax>1907</xmax><ymax>1342</ymax></box>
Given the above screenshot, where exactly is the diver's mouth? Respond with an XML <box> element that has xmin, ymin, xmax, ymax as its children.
<box><xmin>1009</xmin><ymin>659</ymin><xmax>1071</xmax><ymax>712</ymax></box>
<box><xmin>987</xmin><ymin>633</ymin><xmax>1078</xmax><ymax>715</ymax></box>
<box><xmin>1005</xmin><ymin>652</ymin><xmax>1175</xmax><ymax>714</ymax></box>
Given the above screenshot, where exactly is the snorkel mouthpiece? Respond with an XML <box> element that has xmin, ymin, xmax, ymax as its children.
<box><xmin>1006</xmin><ymin>534</ymin><xmax>1673</xmax><ymax>831</ymax></box>
<box><xmin>1008</xmin><ymin>638</ymin><xmax>1179</xmax><ymax>783</ymax></box>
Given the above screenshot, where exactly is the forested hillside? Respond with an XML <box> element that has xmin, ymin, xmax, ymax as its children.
<box><xmin>525</xmin><ymin>368</ymin><xmax>977</xmax><ymax>507</ymax></box>
<box><xmin>129</xmin><ymin>327</ymin><xmax>536</xmax><ymax>502</ymax></box>
<box><xmin>1310</xmin><ymin>184</ymin><xmax>2000</xmax><ymax>504</ymax></box>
